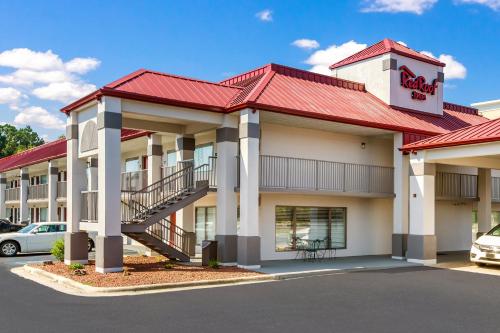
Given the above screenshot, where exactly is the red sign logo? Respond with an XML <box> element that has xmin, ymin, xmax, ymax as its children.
<box><xmin>399</xmin><ymin>65</ymin><xmax>438</xmax><ymax>101</ymax></box>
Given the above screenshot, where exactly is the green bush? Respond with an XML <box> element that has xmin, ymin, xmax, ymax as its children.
<box><xmin>164</xmin><ymin>263</ymin><xmax>175</xmax><ymax>270</ymax></box>
<box><xmin>208</xmin><ymin>259</ymin><xmax>220</xmax><ymax>269</ymax></box>
<box><xmin>51</xmin><ymin>239</ymin><xmax>65</xmax><ymax>262</ymax></box>
<box><xmin>68</xmin><ymin>263</ymin><xmax>84</xmax><ymax>270</ymax></box>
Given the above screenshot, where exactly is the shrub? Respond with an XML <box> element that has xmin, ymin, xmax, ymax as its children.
<box><xmin>208</xmin><ymin>259</ymin><xmax>220</xmax><ymax>269</ymax></box>
<box><xmin>68</xmin><ymin>263</ymin><xmax>84</xmax><ymax>270</ymax></box>
<box><xmin>51</xmin><ymin>239</ymin><xmax>65</xmax><ymax>262</ymax></box>
<box><xmin>164</xmin><ymin>263</ymin><xmax>175</xmax><ymax>270</ymax></box>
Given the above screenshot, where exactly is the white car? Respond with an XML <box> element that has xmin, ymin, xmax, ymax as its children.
<box><xmin>470</xmin><ymin>224</ymin><xmax>500</xmax><ymax>266</ymax></box>
<box><xmin>0</xmin><ymin>222</ymin><xmax>95</xmax><ymax>257</ymax></box>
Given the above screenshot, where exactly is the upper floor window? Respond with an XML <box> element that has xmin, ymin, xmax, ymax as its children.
<box><xmin>194</xmin><ymin>143</ymin><xmax>214</xmax><ymax>167</ymax></box>
<box><xmin>125</xmin><ymin>158</ymin><xmax>140</xmax><ymax>173</ymax></box>
<box><xmin>164</xmin><ymin>150</ymin><xmax>177</xmax><ymax>168</ymax></box>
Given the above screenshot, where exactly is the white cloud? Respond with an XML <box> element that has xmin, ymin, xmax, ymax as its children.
<box><xmin>0</xmin><ymin>87</ymin><xmax>22</xmax><ymax>104</ymax></box>
<box><xmin>0</xmin><ymin>69</ymin><xmax>74</xmax><ymax>86</ymax></box>
<box><xmin>456</xmin><ymin>0</ymin><xmax>500</xmax><ymax>10</ymax></box>
<box><xmin>361</xmin><ymin>0</ymin><xmax>438</xmax><ymax>14</ymax></box>
<box><xmin>0</xmin><ymin>48</ymin><xmax>63</xmax><ymax>71</ymax></box>
<box><xmin>292</xmin><ymin>39</ymin><xmax>320</xmax><ymax>50</ymax></box>
<box><xmin>14</xmin><ymin>106</ymin><xmax>66</xmax><ymax>130</ymax></box>
<box><xmin>305</xmin><ymin>40</ymin><xmax>367</xmax><ymax>75</ymax></box>
<box><xmin>420</xmin><ymin>51</ymin><xmax>467</xmax><ymax>79</ymax></box>
<box><xmin>65</xmin><ymin>57</ymin><xmax>101</xmax><ymax>74</ymax></box>
<box><xmin>256</xmin><ymin>9</ymin><xmax>273</xmax><ymax>21</ymax></box>
<box><xmin>32</xmin><ymin>81</ymin><xmax>97</xmax><ymax>103</ymax></box>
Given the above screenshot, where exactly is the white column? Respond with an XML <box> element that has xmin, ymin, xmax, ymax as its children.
<box><xmin>477</xmin><ymin>168</ymin><xmax>492</xmax><ymax>238</ymax></box>
<box><xmin>238</xmin><ymin>108</ymin><xmax>260</xmax><ymax>268</ymax></box>
<box><xmin>65</xmin><ymin>110</ymin><xmax>89</xmax><ymax>265</ymax></box>
<box><xmin>175</xmin><ymin>135</ymin><xmax>195</xmax><ymax>233</ymax></box>
<box><xmin>215</xmin><ymin>115</ymin><xmax>239</xmax><ymax>264</ymax></box>
<box><xmin>147</xmin><ymin>134</ymin><xmax>163</xmax><ymax>185</ymax></box>
<box><xmin>0</xmin><ymin>173</ymin><xmax>6</xmax><ymax>219</ymax></box>
<box><xmin>48</xmin><ymin>160</ymin><xmax>58</xmax><ymax>221</ymax></box>
<box><xmin>96</xmin><ymin>96</ymin><xmax>123</xmax><ymax>273</ymax></box>
<box><xmin>87</xmin><ymin>158</ymin><xmax>98</xmax><ymax>191</ymax></box>
<box><xmin>392</xmin><ymin>133</ymin><xmax>409</xmax><ymax>259</ymax></box>
<box><xmin>408</xmin><ymin>152</ymin><xmax>436</xmax><ymax>265</ymax></box>
<box><xmin>19</xmin><ymin>168</ymin><xmax>29</xmax><ymax>223</ymax></box>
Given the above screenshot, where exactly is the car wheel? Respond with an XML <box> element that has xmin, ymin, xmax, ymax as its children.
<box><xmin>0</xmin><ymin>241</ymin><xmax>19</xmax><ymax>257</ymax></box>
<box><xmin>87</xmin><ymin>239</ymin><xmax>94</xmax><ymax>252</ymax></box>
<box><xmin>476</xmin><ymin>262</ymin><xmax>486</xmax><ymax>267</ymax></box>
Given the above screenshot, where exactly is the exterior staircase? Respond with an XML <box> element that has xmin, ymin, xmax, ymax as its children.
<box><xmin>121</xmin><ymin>162</ymin><xmax>211</xmax><ymax>261</ymax></box>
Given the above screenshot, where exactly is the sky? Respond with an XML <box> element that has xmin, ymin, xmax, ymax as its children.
<box><xmin>0</xmin><ymin>0</ymin><xmax>499</xmax><ymax>141</ymax></box>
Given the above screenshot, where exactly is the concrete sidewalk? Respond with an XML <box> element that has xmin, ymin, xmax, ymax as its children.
<box><xmin>257</xmin><ymin>255</ymin><xmax>419</xmax><ymax>278</ymax></box>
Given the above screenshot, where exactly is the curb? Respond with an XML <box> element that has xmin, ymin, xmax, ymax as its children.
<box><xmin>18</xmin><ymin>265</ymin><xmax>275</xmax><ymax>295</ymax></box>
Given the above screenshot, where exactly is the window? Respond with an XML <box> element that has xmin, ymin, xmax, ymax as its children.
<box><xmin>195</xmin><ymin>206</ymin><xmax>216</xmax><ymax>246</ymax></box>
<box><xmin>487</xmin><ymin>225</ymin><xmax>500</xmax><ymax>237</ymax></box>
<box><xmin>164</xmin><ymin>150</ymin><xmax>177</xmax><ymax>167</ymax></box>
<box><xmin>125</xmin><ymin>158</ymin><xmax>140</xmax><ymax>172</ymax></box>
<box><xmin>36</xmin><ymin>225</ymin><xmax>51</xmax><ymax>233</ymax></box>
<box><xmin>275</xmin><ymin>206</ymin><xmax>346</xmax><ymax>251</ymax></box>
<box><xmin>40</xmin><ymin>175</ymin><xmax>48</xmax><ymax>185</ymax></box>
<box><xmin>39</xmin><ymin>208</ymin><xmax>47</xmax><ymax>222</ymax></box>
<box><xmin>194</xmin><ymin>143</ymin><xmax>213</xmax><ymax>167</ymax></box>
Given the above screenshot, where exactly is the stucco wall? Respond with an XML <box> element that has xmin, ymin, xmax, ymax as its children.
<box><xmin>435</xmin><ymin>201</ymin><xmax>473</xmax><ymax>251</ymax></box>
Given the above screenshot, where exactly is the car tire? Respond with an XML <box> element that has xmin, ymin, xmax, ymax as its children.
<box><xmin>87</xmin><ymin>239</ymin><xmax>94</xmax><ymax>252</ymax></box>
<box><xmin>475</xmin><ymin>262</ymin><xmax>486</xmax><ymax>267</ymax></box>
<box><xmin>0</xmin><ymin>241</ymin><xmax>19</xmax><ymax>257</ymax></box>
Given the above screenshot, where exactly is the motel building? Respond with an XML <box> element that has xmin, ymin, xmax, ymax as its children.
<box><xmin>1</xmin><ymin>38</ymin><xmax>500</xmax><ymax>273</ymax></box>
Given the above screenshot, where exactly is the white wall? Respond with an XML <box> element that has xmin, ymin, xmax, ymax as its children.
<box><xmin>436</xmin><ymin>201</ymin><xmax>473</xmax><ymax>251</ymax></box>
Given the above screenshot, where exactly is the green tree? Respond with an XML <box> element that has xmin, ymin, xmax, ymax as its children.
<box><xmin>0</xmin><ymin>124</ymin><xmax>45</xmax><ymax>158</ymax></box>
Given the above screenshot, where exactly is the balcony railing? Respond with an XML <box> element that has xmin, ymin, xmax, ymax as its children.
<box><xmin>162</xmin><ymin>157</ymin><xmax>217</xmax><ymax>189</ymax></box>
<box><xmin>435</xmin><ymin>172</ymin><xmax>477</xmax><ymax>200</ymax></box>
<box><xmin>121</xmin><ymin>170</ymin><xmax>148</xmax><ymax>192</ymax></box>
<box><xmin>57</xmin><ymin>181</ymin><xmax>67</xmax><ymax>198</ymax></box>
<box><xmin>5</xmin><ymin>187</ymin><xmax>20</xmax><ymax>202</ymax></box>
<box><xmin>81</xmin><ymin>190</ymin><xmax>98</xmax><ymax>223</ymax></box>
<box><xmin>238</xmin><ymin>155</ymin><xmax>394</xmax><ymax>195</ymax></box>
<box><xmin>493</xmin><ymin>177</ymin><xmax>500</xmax><ymax>202</ymax></box>
<box><xmin>28</xmin><ymin>184</ymin><xmax>48</xmax><ymax>200</ymax></box>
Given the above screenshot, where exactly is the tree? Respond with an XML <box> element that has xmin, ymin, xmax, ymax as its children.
<box><xmin>0</xmin><ymin>124</ymin><xmax>45</xmax><ymax>158</ymax></box>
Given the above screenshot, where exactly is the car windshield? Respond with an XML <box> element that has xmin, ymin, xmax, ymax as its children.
<box><xmin>17</xmin><ymin>224</ymin><xmax>38</xmax><ymax>234</ymax></box>
<box><xmin>486</xmin><ymin>225</ymin><xmax>500</xmax><ymax>237</ymax></box>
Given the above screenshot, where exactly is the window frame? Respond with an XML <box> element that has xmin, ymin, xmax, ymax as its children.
<box><xmin>274</xmin><ymin>205</ymin><xmax>347</xmax><ymax>252</ymax></box>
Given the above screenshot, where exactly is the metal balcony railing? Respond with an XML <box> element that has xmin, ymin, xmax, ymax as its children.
<box><xmin>28</xmin><ymin>184</ymin><xmax>48</xmax><ymax>200</ymax></box>
<box><xmin>238</xmin><ymin>155</ymin><xmax>394</xmax><ymax>195</ymax></box>
<box><xmin>161</xmin><ymin>157</ymin><xmax>217</xmax><ymax>189</ymax></box>
<box><xmin>435</xmin><ymin>172</ymin><xmax>477</xmax><ymax>200</ymax></box>
<box><xmin>492</xmin><ymin>177</ymin><xmax>500</xmax><ymax>202</ymax></box>
<box><xmin>81</xmin><ymin>190</ymin><xmax>98</xmax><ymax>223</ymax></box>
<box><xmin>57</xmin><ymin>181</ymin><xmax>67</xmax><ymax>198</ymax></box>
<box><xmin>5</xmin><ymin>187</ymin><xmax>20</xmax><ymax>201</ymax></box>
<box><xmin>121</xmin><ymin>169</ymin><xmax>148</xmax><ymax>192</ymax></box>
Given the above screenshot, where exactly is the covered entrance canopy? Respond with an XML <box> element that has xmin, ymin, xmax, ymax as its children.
<box><xmin>401</xmin><ymin>118</ymin><xmax>500</xmax><ymax>264</ymax></box>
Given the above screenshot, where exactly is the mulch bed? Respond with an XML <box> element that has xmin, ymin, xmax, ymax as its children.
<box><xmin>33</xmin><ymin>256</ymin><xmax>262</xmax><ymax>288</ymax></box>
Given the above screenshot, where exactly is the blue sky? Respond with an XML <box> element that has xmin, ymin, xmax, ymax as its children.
<box><xmin>0</xmin><ymin>0</ymin><xmax>499</xmax><ymax>140</ymax></box>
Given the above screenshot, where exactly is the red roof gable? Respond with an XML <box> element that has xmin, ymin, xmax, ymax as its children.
<box><xmin>330</xmin><ymin>39</ymin><xmax>446</xmax><ymax>69</ymax></box>
<box><xmin>402</xmin><ymin>117</ymin><xmax>500</xmax><ymax>151</ymax></box>
<box><xmin>0</xmin><ymin>130</ymin><xmax>149</xmax><ymax>173</ymax></box>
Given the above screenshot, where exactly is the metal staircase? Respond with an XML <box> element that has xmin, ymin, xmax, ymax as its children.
<box><xmin>121</xmin><ymin>162</ymin><xmax>211</xmax><ymax>261</ymax></box>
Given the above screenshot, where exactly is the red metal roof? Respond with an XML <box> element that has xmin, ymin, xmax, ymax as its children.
<box><xmin>0</xmin><ymin>130</ymin><xmax>149</xmax><ymax>173</ymax></box>
<box><xmin>330</xmin><ymin>39</ymin><xmax>445</xmax><ymax>69</ymax></box>
<box><xmin>402</xmin><ymin>118</ymin><xmax>500</xmax><ymax>151</ymax></box>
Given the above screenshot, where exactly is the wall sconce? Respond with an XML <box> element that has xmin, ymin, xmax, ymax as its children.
<box><xmin>361</xmin><ymin>142</ymin><xmax>366</xmax><ymax>149</ymax></box>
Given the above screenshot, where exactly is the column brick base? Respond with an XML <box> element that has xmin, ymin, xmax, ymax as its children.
<box><xmin>95</xmin><ymin>236</ymin><xmax>123</xmax><ymax>273</ymax></box>
<box><xmin>237</xmin><ymin>236</ymin><xmax>261</xmax><ymax>269</ymax></box>
<box><xmin>215</xmin><ymin>234</ymin><xmax>237</xmax><ymax>264</ymax></box>
<box><xmin>407</xmin><ymin>234</ymin><xmax>437</xmax><ymax>265</ymax></box>
<box><xmin>64</xmin><ymin>232</ymin><xmax>89</xmax><ymax>265</ymax></box>
<box><xmin>392</xmin><ymin>233</ymin><xmax>408</xmax><ymax>259</ymax></box>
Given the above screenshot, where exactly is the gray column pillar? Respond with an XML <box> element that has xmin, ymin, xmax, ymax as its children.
<box><xmin>64</xmin><ymin>111</ymin><xmax>89</xmax><ymax>265</ymax></box>
<box><xmin>48</xmin><ymin>160</ymin><xmax>58</xmax><ymax>222</ymax></box>
<box><xmin>238</xmin><ymin>109</ymin><xmax>261</xmax><ymax>268</ymax></box>
<box><xmin>477</xmin><ymin>168</ymin><xmax>492</xmax><ymax>238</ymax></box>
<box><xmin>19</xmin><ymin>168</ymin><xmax>29</xmax><ymax>223</ymax></box>
<box><xmin>96</xmin><ymin>96</ymin><xmax>123</xmax><ymax>273</ymax></box>
<box><xmin>147</xmin><ymin>134</ymin><xmax>163</xmax><ymax>185</ymax></box>
<box><xmin>392</xmin><ymin>133</ymin><xmax>409</xmax><ymax>259</ymax></box>
<box><xmin>0</xmin><ymin>173</ymin><xmax>6</xmax><ymax>219</ymax></box>
<box><xmin>215</xmin><ymin>116</ymin><xmax>239</xmax><ymax>265</ymax></box>
<box><xmin>175</xmin><ymin>135</ymin><xmax>195</xmax><ymax>239</ymax></box>
<box><xmin>408</xmin><ymin>155</ymin><xmax>436</xmax><ymax>265</ymax></box>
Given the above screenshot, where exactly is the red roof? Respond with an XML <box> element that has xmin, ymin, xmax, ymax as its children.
<box><xmin>0</xmin><ymin>130</ymin><xmax>148</xmax><ymax>173</ymax></box>
<box><xmin>330</xmin><ymin>39</ymin><xmax>446</xmax><ymax>69</ymax></box>
<box><xmin>61</xmin><ymin>63</ymin><xmax>484</xmax><ymax>137</ymax></box>
<box><xmin>62</xmin><ymin>69</ymin><xmax>242</xmax><ymax>114</ymax></box>
<box><xmin>402</xmin><ymin>118</ymin><xmax>500</xmax><ymax>151</ymax></box>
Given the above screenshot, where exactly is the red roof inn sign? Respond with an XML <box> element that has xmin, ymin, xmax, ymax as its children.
<box><xmin>399</xmin><ymin>65</ymin><xmax>438</xmax><ymax>101</ymax></box>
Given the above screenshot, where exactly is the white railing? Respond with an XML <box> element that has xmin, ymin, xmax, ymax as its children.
<box><xmin>5</xmin><ymin>187</ymin><xmax>20</xmax><ymax>201</ymax></box>
<box><xmin>57</xmin><ymin>181</ymin><xmax>67</xmax><ymax>198</ymax></box>
<box><xmin>121</xmin><ymin>170</ymin><xmax>148</xmax><ymax>192</ymax></box>
<box><xmin>28</xmin><ymin>184</ymin><xmax>48</xmax><ymax>200</ymax></box>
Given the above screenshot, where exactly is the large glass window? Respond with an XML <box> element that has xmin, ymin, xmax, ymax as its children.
<box><xmin>164</xmin><ymin>150</ymin><xmax>177</xmax><ymax>167</ymax></box>
<box><xmin>194</xmin><ymin>143</ymin><xmax>213</xmax><ymax>167</ymax></box>
<box><xmin>195</xmin><ymin>206</ymin><xmax>216</xmax><ymax>246</ymax></box>
<box><xmin>275</xmin><ymin>206</ymin><xmax>346</xmax><ymax>251</ymax></box>
<box><xmin>124</xmin><ymin>158</ymin><xmax>140</xmax><ymax>172</ymax></box>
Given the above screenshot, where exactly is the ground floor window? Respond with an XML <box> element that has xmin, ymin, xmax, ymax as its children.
<box><xmin>30</xmin><ymin>207</ymin><xmax>47</xmax><ymax>223</ymax></box>
<box><xmin>195</xmin><ymin>206</ymin><xmax>216</xmax><ymax>246</ymax></box>
<box><xmin>275</xmin><ymin>206</ymin><xmax>346</xmax><ymax>252</ymax></box>
<box><xmin>6</xmin><ymin>207</ymin><xmax>19</xmax><ymax>223</ymax></box>
<box><xmin>57</xmin><ymin>206</ymin><xmax>67</xmax><ymax>222</ymax></box>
